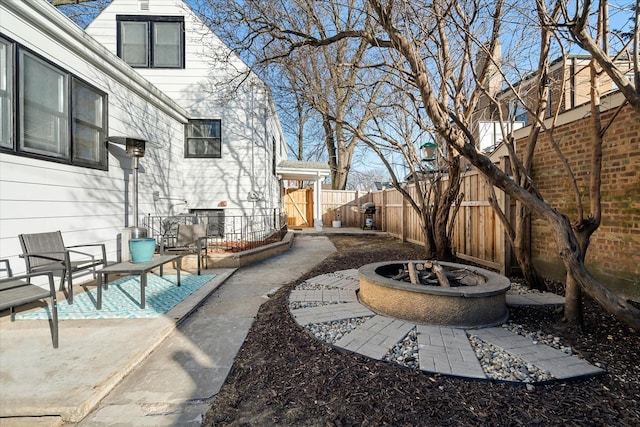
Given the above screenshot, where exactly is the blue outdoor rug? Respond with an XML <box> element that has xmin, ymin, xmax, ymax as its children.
<box><xmin>16</xmin><ymin>274</ymin><xmax>215</xmax><ymax>320</ymax></box>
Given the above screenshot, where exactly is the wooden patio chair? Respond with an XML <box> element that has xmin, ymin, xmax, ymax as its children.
<box><xmin>0</xmin><ymin>259</ymin><xmax>59</xmax><ymax>348</ymax></box>
<box><xmin>160</xmin><ymin>223</ymin><xmax>208</xmax><ymax>275</ymax></box>
<box><xmin>19</xmin><ymin>231</ymin><xmax>107</xmax><ymax>304</ymax></box>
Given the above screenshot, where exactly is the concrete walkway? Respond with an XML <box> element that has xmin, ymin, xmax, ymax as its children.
<box><xmin>290</xmin><ymin>269</ymin><xmax>603</xmax><ymax>383</ymax></box>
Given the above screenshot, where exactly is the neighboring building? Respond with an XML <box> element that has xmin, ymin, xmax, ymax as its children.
<box><xmin>0</xmin><ymin>0</ymin><xmax>288</xmax><ymax>277</ymax></box>
<box><xmin>474</xmin><ymin>50</ymin><xmax>634</xmax><ymax>152</ymax></box>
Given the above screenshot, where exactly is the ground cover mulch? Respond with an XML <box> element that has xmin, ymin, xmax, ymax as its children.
<box><xmin>204</xmin><ymin>235</ymin><xmax>639</xmax><ymax>426</ymax></box>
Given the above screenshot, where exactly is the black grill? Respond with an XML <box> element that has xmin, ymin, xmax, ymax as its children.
<box><xmin>361</xmin><ymin>202</ymin><xmax>376</xmax><ymax>229</ymax></box>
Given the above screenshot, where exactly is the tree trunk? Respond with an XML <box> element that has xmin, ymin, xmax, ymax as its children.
<box><xmin>548</xmin><ymin>212</ymin><xmax>639</xmax><ymax>330</ymax></box>
<box><xmin>432</xmin><ymin>157</ymin><xmax>460</xmax><ymax>261</ymax></box>
<box><xmin>513</xmin><ymin>201</ymin><xmax>545</xmax><ymax>290</ymax></box>
<box><xmin>564</xmin><ymin>274</ymin><xmax>583</xmax><ymax>326</ymax></box>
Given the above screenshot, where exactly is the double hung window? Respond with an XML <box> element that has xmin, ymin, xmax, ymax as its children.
<box><xmin>117</xmin><ymin>16</ymin><xmax>184</xmax><ymax>69</ymax></box>
<box><xmin>185</xmin><ymin>119</ymin><xmax>221</xmax><ymax>158</ymax></box>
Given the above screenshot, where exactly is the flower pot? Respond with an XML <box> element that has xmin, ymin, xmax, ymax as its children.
<box><xmin>332</xmin><ymin>220</ymin><xmax>342</xmax><ymax>228</ymax></box>
<box><xmin>129</xmin><ymin>238</ymin><xmax>156</xmax><ymax>263</ymax></box>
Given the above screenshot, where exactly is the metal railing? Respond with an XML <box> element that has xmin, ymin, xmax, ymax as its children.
<box><xmin>141</xmin><ymin>209</ymin><xmax>288</xmax><ymax>252</ymax></box>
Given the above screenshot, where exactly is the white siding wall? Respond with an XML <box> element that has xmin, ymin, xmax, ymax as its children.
<box><xmin>85</xmin><ymin>0</ymin><xmax>287</xmax><ymax>216</ymax></box>
<box><xmin>0</xmin><ymin>0</ymin><xmax>188</xmax><ymax>278</ymax></box>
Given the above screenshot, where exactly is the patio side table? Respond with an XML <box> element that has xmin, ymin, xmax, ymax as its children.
<box><xmin>96</xmin><ymin>254</ymin><xmax>182</xmax><ymax>309</ymax></box>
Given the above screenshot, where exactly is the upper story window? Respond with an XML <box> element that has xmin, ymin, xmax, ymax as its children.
<box><xmin>185</xmin><ymin>119</ymin><xmax>221</xmax><ymax>158</ymax></box>
<box><xmin>117</xmin><ymin>15</ymin><xmax>185</xmax><ymax>69</ymax></box>
<box><xmin>0</xmin><ymin>35</ymin><xmax>108</xmax><ymax>170</ymax></box>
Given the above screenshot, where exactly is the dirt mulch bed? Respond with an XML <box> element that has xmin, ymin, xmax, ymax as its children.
<box><xmin>204</xmin><ymin>235</ymin><xmax>639</xmax><ymax>426</ymax></box>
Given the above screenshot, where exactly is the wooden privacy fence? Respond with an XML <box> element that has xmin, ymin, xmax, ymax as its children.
<box><xmin>321</xmin><ymin>190</ymin><xmax>373</xmax><ymax>227</ymax></box>
<box><xmin>318</xmin><ymin>161</ymin><xmax>519</xmax><ymax>275</ymax></box>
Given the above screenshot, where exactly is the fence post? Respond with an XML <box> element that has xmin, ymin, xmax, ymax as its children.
<box><xmin>401</xmin><ymin>189</ymin><xmax>407</xmax><ymax>242</ymax></box>
<box><xmin>381</xmin><ymin>188</ymin><xmax>387</xmax><ymax>232</ymax></box>
<box><xmin>500</xmin><ymin>156</ymin><xmax>512</xmax><ymax>275</ymax></box>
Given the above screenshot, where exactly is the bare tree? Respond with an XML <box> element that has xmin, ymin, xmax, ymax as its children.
<box><xmin>236</xmin><ymin>0</ymin><xmax>639</xmax><ymax>328</ymax></box>
<box><xmin>365</xmin><ymin>0</ymin><xmax>639</xmax><ymax>328</ymax></box>
<box><xmin>350</xmin><ymin>102</ymin><xmax>464</xmax><ymax>260</ymax></box>
<box><xmin>197</xmin><ymin>0</ymin><xmax>381</xmax><ymax>189</ymax></box>
<box><xmin>476</xmin><ymin>2</ymin><xmax>563</xmax><ymax>290</ymax></box>
<box><xmin>536</xmin><ymin>0</ymin><xmax>639</xmax><ymax>325</ymax></box>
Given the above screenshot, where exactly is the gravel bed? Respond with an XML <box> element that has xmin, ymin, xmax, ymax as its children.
<box><xmin>468</xmin><ymin>334</ymin><xmax>554</xmax><ymax>383</ymax></box>
<box><xmin>508</xmin><ymin>281</ymin><xmax>544</xmax><ymax>294</ymax></box>
<box><xmin>504</xmin><ymin>321</ymin><xmax>574</xmax><ymax>355</ymax></box>
<box><xmin>383</xmin><ymin>327</ymin><xmax>419</xmax><ymax>369</ymax></box>
<box><xmin>381</xmin><ymin>326</ymin><xmax>557</xmax><ymax>383</ymax></box>
<box><xmin>289</xmin><ymin>301</ymin><xmax>341</xmax><ymax>310</ymax></box>
<box><xmin>304</xmin><ymin>317</ymin><xmax>372</xmax><ymax>344</ymax></box>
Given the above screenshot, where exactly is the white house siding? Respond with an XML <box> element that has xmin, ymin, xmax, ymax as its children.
<box><xmin>0</xmin><ymin>0</ymin><xmax>188</xmax><ymax>278</ymax></box>
<box><xmin>85</xmin><ymin>0</ymin><xmax>288</xmax><ymax>216</ymax></box>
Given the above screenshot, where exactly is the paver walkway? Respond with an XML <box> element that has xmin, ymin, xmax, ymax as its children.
<box><xmin>289</xmin><ymin>269</ymin><xmax>604</xmax><ymax>383</ymax></box>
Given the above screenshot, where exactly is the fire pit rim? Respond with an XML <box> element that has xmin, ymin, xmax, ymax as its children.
<box><xmin>358</xmin><ymin>260</ymin><xmax>510</xmax><ymax>298</ymax></box>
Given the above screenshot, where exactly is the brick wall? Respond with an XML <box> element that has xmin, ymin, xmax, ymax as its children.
<box><xmin>523</xmin><ymin>103</ymin><xmax>640</xmax><ymax>299</ymax></box>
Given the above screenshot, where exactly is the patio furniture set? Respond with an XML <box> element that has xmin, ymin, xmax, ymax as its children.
<box><xmin>0</xmin><ymin>225</ymin><xmax>209</xmax><ymax>348</ymax></box>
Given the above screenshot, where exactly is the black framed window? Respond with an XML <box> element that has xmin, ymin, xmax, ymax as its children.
<box><xmin>185</xmin><ymin>119</ymin><xmax>221</xmax><ymax>158</ymax></box>
<box><xmin>117</xmin><ymin>15</ymin><xmax>184</xmax><ymax>69</ymax></box>
<box><xmin>0</xmin><ymin>35</ymin><xmax>108</xmax><ymax>170</ymax></box>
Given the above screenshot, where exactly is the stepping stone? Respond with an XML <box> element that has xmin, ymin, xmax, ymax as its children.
<box><xmin>416</xmin><ymin>326</ymin><xmax>486</xmax><ymax>379</ymax></box>
<box><xmin>473</xmin><ymin>327</ymin><xmax>604</xmax><ymax>380</ymax></box>
<box><xmin>335</xmin><ymin>315</ymin><xmax>414</xmax><ymax>360</ymax></box>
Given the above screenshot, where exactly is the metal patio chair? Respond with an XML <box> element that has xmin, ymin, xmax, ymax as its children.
<box><xmin>0</xmin><ymin>259</ymin><xmax>59</xmax><ymax>348</ymax></box>
<box><xmin>19</xmin><ymin>231</ymin><xmax>107</xmax><ymax>304</ymax></box>
<box><xmin>160</xmin><ymin>223</ymin><xmax>208</xmax><ymax>275</ymax></box>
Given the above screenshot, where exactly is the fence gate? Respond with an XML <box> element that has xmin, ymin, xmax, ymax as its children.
<box><xmin>284</xmin><ymin>188</ymin><xmax>313</xmax><ymax>227</ymax></box>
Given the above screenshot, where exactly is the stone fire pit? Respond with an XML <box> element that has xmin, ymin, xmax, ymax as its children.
<box><xmin>358</xmin><ymin>261</ymin><xmax>510</xmax><ymax>328</ymax></box>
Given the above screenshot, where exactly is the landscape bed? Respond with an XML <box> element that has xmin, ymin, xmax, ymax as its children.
<box><xmin>205</xmin><ymin>234</ymin><xmax>640</xmax><ymax>426</ymax></box>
